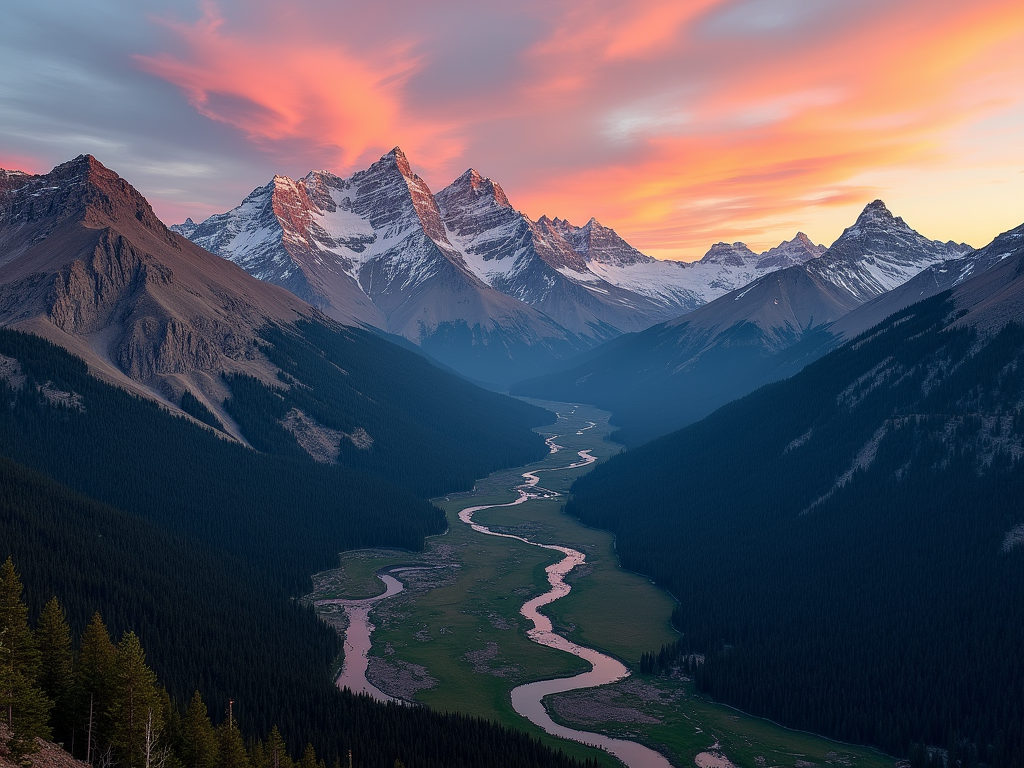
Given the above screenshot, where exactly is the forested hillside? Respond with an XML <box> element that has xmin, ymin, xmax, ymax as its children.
<box><xmin>0</xmin><ymin>328</ymin><xmax>551</xmax><ymax>591</ymax></box>
<box><xmin>566</xmin><ymin>290</ymin><xmax>1024</xmax><ymax>765</ymax></box>
<box><xmin>0</xmin><ymin>328</ymin><xmax>586</xmax><ymax>766</ymax></box>
<box><xmin>228</xmin><ymin>320</ymin><xmax>552</xmax><ymax>497</ymax></box>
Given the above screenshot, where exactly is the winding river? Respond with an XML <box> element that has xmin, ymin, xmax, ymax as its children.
<box><xmin>458</xmin><ymin>439</ymin><xmax>674</xmax><ymax>768</ymax></box>
<box><xmin>329</xmin><ymin>411</ymin><xmax>673</xmax><ymax>767</ymax></box>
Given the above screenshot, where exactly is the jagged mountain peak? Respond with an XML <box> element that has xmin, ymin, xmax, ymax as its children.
<box><xmin>806</xmin><ymin>200</ymin><xmax>973</xmax><ymax>303</ymax></box>
<box><xmin>382</xmin><ymin>145</ymin><xmax>413</xmax><ymax>177</ymax></box>
<box><xmin>442</xmin><ymin>168</ymin><xmax>512</xmax><ymax>210</ymax></box>
<box><xmin>756</xmin><ymin>233</ymin><xmax>826</xmax><ymax>270</ymax></box>
<box><xmin>0</xmin><ymin>153</ymin><xmax>168</xmax><ymax>240</ymax></box>
<box><xmin>843</xmin><ymin>199</ymin><xmax>911</xmax><ymax>235</ymax></box>
<box><xmin>169</xmin><ymin>217</ymin><xmax>198</xmax><ymax>238</ymax></box>
<box><xmin>699</xmin><ymin>241</ymin><xmax>757</xmax><ymax>266</ymax></box>
<box><xmin>566</xmin><ymin>217</ymin><xmax>653</xmax><ymax>267</ymax></box>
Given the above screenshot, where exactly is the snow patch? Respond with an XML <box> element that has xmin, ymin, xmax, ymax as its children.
<box><xmin>1002</xmin><ymin>523</ymin><xmax>1024</xmax><ymax>553</ymax></box>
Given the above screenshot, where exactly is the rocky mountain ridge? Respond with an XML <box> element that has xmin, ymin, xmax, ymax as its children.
<box><xmin>515</xmin><ymin>199</ymin><xmax>978</xmax><ymax>444</ymax></box>
<box><xmin>177</xmin><ymin>148</ymin><xmax>825</xmax><ymax>383</ymax></box>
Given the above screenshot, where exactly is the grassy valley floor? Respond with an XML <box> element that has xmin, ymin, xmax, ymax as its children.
<box><xmin>307</xmin><ymin>401</ymin><xmax>894</xmax><ymax>768</ymax></box>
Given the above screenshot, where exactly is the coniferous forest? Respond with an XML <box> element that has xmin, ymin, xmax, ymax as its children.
<box><xmin>567</xmin><ymin>293</ymin><xmax>1024</xmax><ymax>766</ymax></box>
<box><xmin>0</xmin><ymin>552</ymin><xmax>595</xmax><ymax>768</ymax></box>
<box><xmin>0</xmin><ymin>327</ymin><xmax>596</xmax><ymax>767</ymax></box>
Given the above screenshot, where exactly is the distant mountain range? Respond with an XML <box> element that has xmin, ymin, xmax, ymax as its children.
<box><xmin>173</xmin><ymin>148</ymin><xmax>823</xmax><ymax>384</ymax></box>
<box><xmin>515</xmin><ymin>200</ymin><xmax>973</xmax><ymax>443</ymax></box>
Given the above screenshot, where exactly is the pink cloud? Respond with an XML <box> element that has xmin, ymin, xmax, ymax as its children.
<box><xmin>135</xmin><ymin>0</ymin><xmax>1024</xmax><ymax>257</ymax></box>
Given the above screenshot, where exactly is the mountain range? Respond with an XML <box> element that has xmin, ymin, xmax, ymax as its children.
<box><xmin>173</xmin><ymin>148</ymin><xmax>824</xmax><ymax>385</ymax></box>
<box><xmin>516</xmin><ymin>200</ymin><xmax>973</xmax><ymax>444</ymax></box>
<box><xmin>2</xmin><ymin>150</ymin><xmax>1020</xmax><ymax>768</ymax></box>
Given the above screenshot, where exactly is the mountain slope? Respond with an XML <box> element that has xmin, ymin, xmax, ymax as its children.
<box><xmin>186</xmin><ymin>150</ymin><xmax>592</xmax><ymax>385</ymax></box>
<box><xmin>0</xmin><ymin>155</ymin><xmax>552</xmax><ymax>484</ymax></box>
<box><xmin>0</xmin><ymin>154</ymin><xmax>314</xmax><ymax>437</ymax></box>
<box><xmin>181</xmin><ymin>151</ymin><xmax>826</xmax><ymax>385</ymax></box>
<box><xmin>563</xmin><ymin>219</ymin><xmax>1024</xmax><ymax>764</ymax></box>
<box><xmin>436</xmin><ymin>170</ymin><xmax>673</xmax><ymax>338</ymax></box>
<box><xmin>516</xmin><ymin>201</ymin><xmax>971</xmax><ymax>445</ymax></box>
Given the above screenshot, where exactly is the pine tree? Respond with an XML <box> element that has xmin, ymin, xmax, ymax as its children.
<box><xmin>249</xmin><ymin>739</ymin><xmax>269</xmax><ymax>768</ymax></box>
<box><xmin>298</xmin><ymin>743</ymin><xmax>318</xmax><ymax>768</ymax></box>
<box><xmin>265</xmin><ymin>726</ymin><xmax>293</xmax><ymax>768</ymax></box>
<box><xmin>35</xmin><ymin>597</ymin><xmax>74</xmax><ymax>746</ymax></box>
<box><xmin>215</xmin><ymin>718</ymin><xmax>248</xmax><ymax>768</ymax></box>
<box><xmin>0</xmin><ymin>557</ymin><xmax>52</xmax><ymax>759</ymax></box>
<box><xmin>74</xmin><ymin>612</ymin><xmax>117</xmax><ymax>762</ymax></box>
<box><xmin>109</xmin><ymin>632</ymin><xmax>163</xmax><ymax>768</ymax></box>
<box><xmin>180</xmin><ymin>691</ymin><xmax>219</xmax><ymax>768</ymax></box>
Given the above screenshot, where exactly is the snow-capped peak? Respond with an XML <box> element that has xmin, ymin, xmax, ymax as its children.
<box><xmin>808</xmin><ymin>200</ymin><xmax>973</xmax><ymax>302</ymax></box>
<box><xmin>169</xmin><ymin>217</ymin><xmax>197</xmax><ymax>238</ymax></box>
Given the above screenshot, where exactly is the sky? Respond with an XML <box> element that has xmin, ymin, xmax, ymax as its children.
<box><xmin>1</xmin><ymin>1</ymin><xmax>1022</xmax><ymax>261</ymax></box>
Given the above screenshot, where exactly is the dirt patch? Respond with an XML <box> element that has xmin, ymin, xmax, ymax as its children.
<box><xmin>1002</xmin><ymin>523</ymin><xmax>1024</xmax><ymax>553</ymax></box>
<box><xmin>549</xmin><ymin>693</ymin><xmax>661</xmax><ymax>726</ymax></box>
<box><xmin>695</xmin><ymin>752</ymin><xmax>735</xmax><ymax>768</ymax></box>
<box><xmin>281</xmin><ymin>408</ymin><xmax>346</xmax><ymax>463</ymax></box>
<box><xmin>463</xmin><ymin>642</ymin><xmax>521</xmax><ymax>678</ymax></box>
<box><xmin>366</xmin><ymin>656</ymin><xmax>437</xmax><ymax>700</ymax></box>
<box><xmin>348</xmin><ymin>427</ymin><xmax>373</xmax><ymax>449</ymax></box>
<box><xmin>280</xmin><ymin>408</ymin><xmax>372</xmax><ymax>464</ymax></box>
<box><xmin>38</xmin><ymin>382</ymin><xmax>84</xmax><ymax>411</ymax></box>
<box><xmin>487</xmin><ymin>612</ymin><xmax>518</xmax><ymax>630</ymax></box>
<box><xmin>0</xmin><ymin>725</ymin><xmax>89</xmax><ymax>768</ymax></box>
<box><xmin>565</xmin><ymin>562</ymin><xmax>595</xmax><ymax>584</ymax></box>
<box><xmin>548</xmin><ymin>676</ymin><xmax>680</xmax><ymax>727</ymax></box>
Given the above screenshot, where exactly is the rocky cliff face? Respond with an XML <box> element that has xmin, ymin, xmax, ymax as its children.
<box><xmin>807</xmin><ymin>200</ymin><xmax>972</xmax><ymax>302</ymax></box>
<box><xmin>0</xmin><ymin>155</ymin><xmax>312</xmax><ymax>427</ymax></box>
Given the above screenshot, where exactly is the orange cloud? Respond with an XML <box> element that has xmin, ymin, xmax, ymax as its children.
<box><xmin>510</xmin><ymin>0</ymin><xmax>1024</xmax><ymax>257</ymax></box>
<box><xmin>134</xmin><ymin>0</ymin><xmax>1024</xmax><ymax>259</ymax></box>
<box><xmin>135</xmin><ymin>3</ymin><xmax>461</xmax><ymax>173</ymax></box>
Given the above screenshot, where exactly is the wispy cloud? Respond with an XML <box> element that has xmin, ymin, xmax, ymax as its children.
<box><xmin>1</xmin><ymin>0</ymin><xmax>1021</xmax><ymax>257</ymax></box>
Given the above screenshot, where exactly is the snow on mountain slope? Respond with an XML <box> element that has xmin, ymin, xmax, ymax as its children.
<box><xmin>581</xmin><ymin>232</ymin><xmax>823</xmax><ymax>310</ymax></box>
<box><xmin>179</xmin><ymin>149</ymin><xmax>830</xmax><ymax>381</ymax></box>
<box><xmin>807</xmin><ymin>200</ymin><xmax>971</xmax><ymax>302</ymax></box>
<box><xmin>185</xmin><ymin>149</ymin><xmax>594</xmax><ymax>384</ymax></box>
<box><xmin>435</xmin><ymin>169</ymin><xmax>677</xmax><ymax>336</ymax></box>
<box><xmin>515</xmin><ymin>199</ymin><xmax>969</xmax><ymax>444</ymax></box>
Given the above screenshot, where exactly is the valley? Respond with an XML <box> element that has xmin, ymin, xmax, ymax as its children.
<box><xmin>307</xmin><ymin>403</ymin><xmax>892</xmax><ymax>768</ymax></box>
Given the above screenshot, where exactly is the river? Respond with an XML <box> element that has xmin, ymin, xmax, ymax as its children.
<box><xmin>330</xmin><ymin>410</ymin><xmax>674</xmax><ymax>768</ymax></box>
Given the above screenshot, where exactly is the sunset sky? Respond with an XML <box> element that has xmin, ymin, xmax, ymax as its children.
<box><xmin>2</xmin><ymin>0</ymin><xmax>1022</xmax><ymax>260</ymax></box>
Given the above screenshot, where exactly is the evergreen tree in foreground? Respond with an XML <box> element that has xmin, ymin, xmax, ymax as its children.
<box><xmin>73</xmin><ymin>611</ymin><xmax>117</xmax><ymax>763</ymax></box>
<box><xmin>35</xmin><ymin>597</ymin><xmax>74</xmax><ymax>747</ymax></box>
<box><xmin>0</xmin><ymin>558</ymin><xmax>51</xmax><ymax>759</ymax></box>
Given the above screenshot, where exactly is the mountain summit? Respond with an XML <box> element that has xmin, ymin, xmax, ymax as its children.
<box><xmin>515</xmin><ymin>200</ymin><xmax>974</xmax><ymax>443</ymax></box>
<box><xmin>178</xmin><ymin>149</ymin><xmax>832</xmax><ymax>383</ymax></box>
<box><xmin>0</xmin><ymin>154</ymin><xmax>312</xmax><ymax>429</ymax></box>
